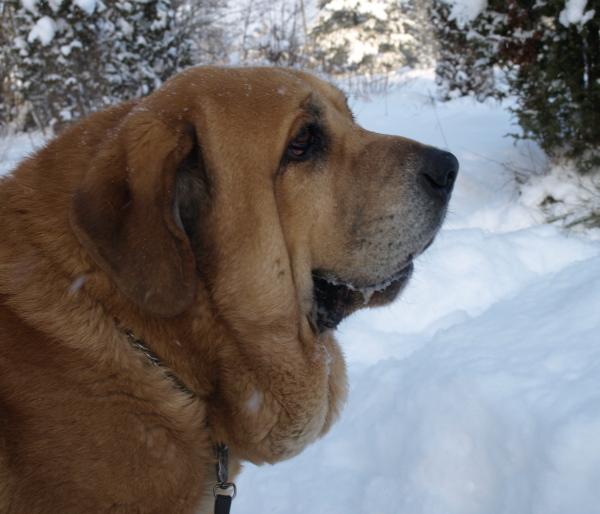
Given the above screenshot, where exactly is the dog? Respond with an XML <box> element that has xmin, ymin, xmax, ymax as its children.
<box><xmin>0</xmin><ymin>66</ymin><xmax>458</xmax><ymax>512</ymax></box>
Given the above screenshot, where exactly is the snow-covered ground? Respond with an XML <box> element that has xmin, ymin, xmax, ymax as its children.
<box><xmin>1</xmin><ymin>69</ymin><xmax>599</xmax><ymax>513</ymax></box>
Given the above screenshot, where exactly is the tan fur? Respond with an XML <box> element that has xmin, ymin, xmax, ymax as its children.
<box><xmin>0</xmin><ymin>67</ymin><xmax>454</xmax><ymax>512</ymax></box>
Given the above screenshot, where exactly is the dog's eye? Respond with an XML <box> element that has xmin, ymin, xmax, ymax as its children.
<box><xmin>286</xmin><ymin>127</ymin><xmax>314</xmax><ymax>161</ymax></box>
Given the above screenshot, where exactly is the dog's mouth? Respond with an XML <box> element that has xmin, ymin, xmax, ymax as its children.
<box><xmin>312</xmin><ymin>261</ymin><xmax>414</xmax><ymax>332</ymax></box>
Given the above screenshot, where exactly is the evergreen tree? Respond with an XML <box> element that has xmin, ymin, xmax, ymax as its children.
<box><xmin>430</xmin><ymin>0</ymin><xmax>496</xmax><ymax>101</ymax></box>
<box><xmin>102</xmin><ymin>0</ymin><xmax>192</xmax><ymax>99</ymax></box>
<box><xmin>232</xmin><ymin>0</ymin><xmax>309</xmax><ymax>67</ymax></box>
<box><xmin>1</xmin><ymin>0</ymin><xmax>191</xmax><ymax>131</ymax></box>
<box><xmin>178</xmin><ymin>0</ymin><xmax>229</xmax><ymax>65</ymax></box>
<box><xmin>309</xmin><ymin>0</ymin><xmax>431</xmax><ymax>77</ymax></box>
<box><xmin>432</xmin><ymin>0</ymin><xmax>600</xmax><ymax>170</ymax></box>
<box><xmin>5</xmin><ymin>0</ymin><xmax>107</xmax><ymax>129</ymax></box>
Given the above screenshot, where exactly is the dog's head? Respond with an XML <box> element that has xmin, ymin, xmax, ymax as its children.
<box><xmin>70</xmin><ymin>66</ymin><xmax>457</xmax><ymax>335</ymax></box>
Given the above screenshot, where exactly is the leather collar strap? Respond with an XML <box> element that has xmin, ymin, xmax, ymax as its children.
<box><xmin>123</xmin><ymin>329</ymin><xmax>191</xmax><ymax>394</ymax></box>
<box><xmin>214</xmin><ymin>444</ymin><xmax>236</xmax><ymax>513</ymax></box>
<box><xmin>215</xmin><ymin>493</ymin><xmax>233</xmax><ymax>514</ymax></box>
<box><xmin>122</xmin><ymin>327</ymin><xmax>237</xmax><ymax>512</ymax></box>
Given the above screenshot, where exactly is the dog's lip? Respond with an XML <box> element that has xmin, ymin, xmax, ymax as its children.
<box><xmin>359</xmin><ymin>261</ymin><xmax>414</xmax><ymax>290</ymax></box>
<box><xmin>312</xmin><ymin>260</ymin><xmax>415</xmax><ymax>331</ymax></box>
<box><xmin>315</xmin><ymin>259</ymin><xmax>414</xmax><ymax>304</ymax></box>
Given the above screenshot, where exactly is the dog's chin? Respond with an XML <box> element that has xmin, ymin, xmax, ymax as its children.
<box><xmin>312</xmin><ymin>262</ymin><xmax>414</xmax><ymax>332</ymax></box>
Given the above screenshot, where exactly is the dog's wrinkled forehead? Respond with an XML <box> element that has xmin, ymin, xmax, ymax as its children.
<box><xmin>300</xmin><ymin>77</ymin><xmax>354</xmax><ymax>122</ymax></box>
<box><xmin>229</xmin><ymin>67</ymin><xmax>352</xmax><ymax>119</ymax></box>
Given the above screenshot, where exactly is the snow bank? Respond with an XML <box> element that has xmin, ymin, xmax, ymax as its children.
<box><xmin>346</xmin><ymin>224</ymin><xmax>598</xmax><ymax>342</ymax></box>
<box><xmin>519</xmin><ymin>161</ymin><xmax>600</xmax><ymax>241</ymax></box>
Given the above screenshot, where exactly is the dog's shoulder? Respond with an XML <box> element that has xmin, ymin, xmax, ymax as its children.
<box><xmin>0</xmin><ymin>295</ymin><xmax>213</xmax><ymax>512</ymax></box>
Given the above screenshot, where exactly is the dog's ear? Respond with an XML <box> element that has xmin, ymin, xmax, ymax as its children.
<box><xmin>69</xmin><ymin>111</ymin><xmax>197</xmax><ymax>317</ymax></box>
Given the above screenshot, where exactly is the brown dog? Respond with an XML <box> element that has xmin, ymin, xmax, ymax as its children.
<box><xmin>0</xmin><ymin>66</ymin><xmax>457</xmax><ymax>512</ymax></box>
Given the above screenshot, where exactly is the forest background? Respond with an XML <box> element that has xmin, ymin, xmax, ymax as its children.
<box><xmin>1</xmin><ymin>0</ymin><xmax>599</xmax><ymax>223</ymax></box>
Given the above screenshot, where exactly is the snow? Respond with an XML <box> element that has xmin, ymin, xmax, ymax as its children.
<box><xmin>27</xmin><ymin>16</ymin><xmax>58</xmax><ymax>46</ymax></box>
<box><xmin>117</xmin><ymin>18</ymin><xmax>134</xmax><ymax>37</ymax></box>
<box><xmin>559</xmin><ymin>0</ymin><xmax>595</xmax><ymax>27</ymax></box>
<box><xmin>444</xmin><ymin>0</ymin><xmax>488</xmax><ymax>26</ymax></box>
<box><xmin>519</xmin><ymin>162</ymin><xmax>600</xmax><ymax>238</ymax></box>
<box><xmin>1</xmin><ymin>68</ymin><xmax>599</xmax><ymax>513</ymax></box>
<box><xmin>60</xmin><ymin>40</ymin><xmax>83</xmax><ymax>57</ymax></box>
<box><xmin>21</xmin><ymin>0</ymin><xmax>39</xmax><ymax>14</ymax></box>
<box><xmin>48</xmin><ymin>0</ymin><xmax>65</xmax><ymax>13</ymax></box>
<box><xmin>74</xmin><ymin>0</ymin><xmax>99</xmax><ymax>15</ymax></box>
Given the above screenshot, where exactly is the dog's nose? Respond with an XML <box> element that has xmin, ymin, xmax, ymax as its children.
<box><xmin>421</xmin><ymin>149</ymin><xmax>459</xmax><ymax>199</ymax></box>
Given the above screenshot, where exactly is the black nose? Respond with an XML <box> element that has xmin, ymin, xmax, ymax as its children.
<box><xmin>421</xmin><ymin>149</ymin><xmax>459</xmax><ymax>199</ymax></box>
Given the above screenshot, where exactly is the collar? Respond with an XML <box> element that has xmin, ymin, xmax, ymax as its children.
<box><xmin>122</xmin><ymin>327</ymin><xmax>237</xmax><ymax>511</ymax></box>
<box><xmin>123</xmin><ymin>329</ymin><xmax>192</xmax><ymax>395</ymax></box>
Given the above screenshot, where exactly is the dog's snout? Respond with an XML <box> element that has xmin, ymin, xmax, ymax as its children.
<box><xmin>421</xmin><ymin>149</ymin><xmax>459</xmax><ymax>198</ymax></box>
